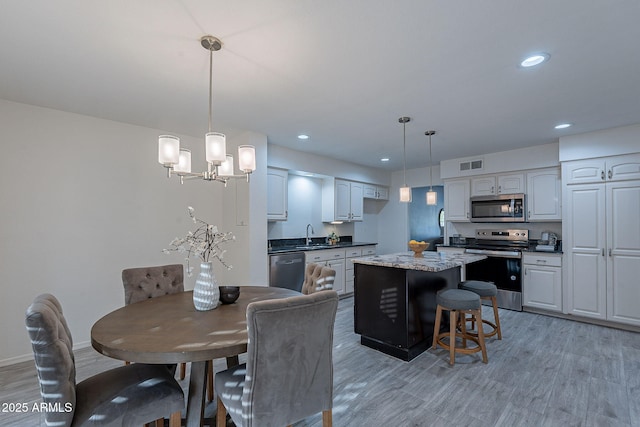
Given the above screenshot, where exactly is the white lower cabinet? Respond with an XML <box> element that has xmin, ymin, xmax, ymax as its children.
<box><xmin>345</xmin><ymin>245</ymin><xmax>376</xmax><ymax>294</ymax></box>
<box><xmin>523</xmin><ymin>253</ymin><xmax>562</xmax><ymax>312</ymax></box>
<box><xmin>306</xmin><ymin>245</ymin><xmax>376</xmax><ymax>296</ymax></box>
<box><xmin>306</xmin><ymin>248</ymin><xmax>345</xmax><ymax>294</ymax></box>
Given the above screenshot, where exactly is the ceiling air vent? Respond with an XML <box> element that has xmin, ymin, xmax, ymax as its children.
<box><xmin>459</xmin><ymin>159</ymin><xmax>483</xmax><ymax>172</ymax></box>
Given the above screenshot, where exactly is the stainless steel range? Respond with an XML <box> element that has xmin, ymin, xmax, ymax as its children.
<box><xmin>464</xmin><ymin>229</ymin><xmax>529</xmax><ymax>311</ymax></box>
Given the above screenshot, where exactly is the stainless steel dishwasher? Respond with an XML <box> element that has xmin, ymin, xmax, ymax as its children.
<box><xmin>269</xmin><ymin>252</ymin><xmax>306</xmax><ymax>292</ymax></box>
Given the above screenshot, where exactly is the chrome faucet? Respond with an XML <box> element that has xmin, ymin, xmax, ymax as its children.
<box><xmin>306</xmin><ymin>223</ymin><xmax>314</xmax><ymax>245</ymax></box>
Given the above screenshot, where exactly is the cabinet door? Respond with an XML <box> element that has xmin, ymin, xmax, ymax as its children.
<box><xmin>334</xmin><ymin>180</ymin><xmax>351</xmax><ymax>221</ymax></box>
<box><xmin>607</xmin><ymin>153</ymin><xmax>640</xmax><ymax>181</ymax></box>
<box><xmin>498</xmin><ymin>173</ymin><xmax>525</xmax><ymax>194</ymax></box>
<box><xmin>350</xmin><ymin>182</ymin><xmax>364</xmax><ymax>221</ymax></box>
<box><xmin>564</xmin><ymin>184</ymin><xmax>607</xmax><ymax>319</ymax></box>
<box><xmin>363</xmin><ymin>185</ymin><xmax>377</xmax><ymax>199</ymax></box>
<box><xmin>606</xmin><ymin>180</ymin><xmax>640</xmax><ymax>326</ymax></box>
<box><xmin>376</xmin><ymin>186</ymin><xmax>389</xmax><ymax>200</ymax></box>
<box><xmin>267</xmin><ymin>168</ymin><xmax>288</xmax><ymax>220</ymax></box>
<box><xmin>527</xmin><ymin>168</ymin><xmax>561</xmax><ymax>221</ymax></box>
<box><xmin>471</xmin><ymin>176</ymin><xmax>496</xmax><ymax>196</ymax></box>
<box><xmin>523</xmin><ymin>254</ymin><xmax>562</xmax><ymax>312</ymax></box>
<box><xmin>563</xmin><ymin>159</ymin><xmax>606</xmax><ymax>185</ymax></box>
<box><xmin>327</xmin><ymin>259</ymin><xmax>345</xmax><ymax>294</ymax></box>
<box><xmin>444</xmin><ymin>179</ymin><xmax>470</xmax><ymax>221</ymax></box>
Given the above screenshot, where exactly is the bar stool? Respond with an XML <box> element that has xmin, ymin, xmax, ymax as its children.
<box><xmin>432</xmin><ymin>289</ymin><xmax>488</xmax><ymax>365</ymax></box>
<box><xmin>458</xmin><ymin>280</ymin><xmax>502</xmax><ymax>340</ymax></box>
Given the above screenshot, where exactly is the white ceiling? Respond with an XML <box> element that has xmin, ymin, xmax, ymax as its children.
<box><xmin>2</xmin><ymin>1</ymin><xmax>639</xmax><ymax>171</ymax></box>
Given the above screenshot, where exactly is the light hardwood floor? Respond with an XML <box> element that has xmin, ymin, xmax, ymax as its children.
<box><xmin>3</xmin><ymin>296</ymin><xmax>640</xmax><ymax>426</ymax></box>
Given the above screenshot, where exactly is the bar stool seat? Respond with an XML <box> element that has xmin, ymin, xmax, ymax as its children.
<box><xmin>459</xmin><ymin>280</ymin><xmax>502</xmax><ymax>340</ymax></box>
<box><xmin>431</xmin><ymin>289</ymin><xmax>488</xmax><ymax>365</ymax></box>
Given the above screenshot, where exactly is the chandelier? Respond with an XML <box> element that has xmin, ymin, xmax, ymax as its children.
<box><xmin>158</xmin><ymin>35</ymin><xmax>256</xmax><ymax>184</ymax></box>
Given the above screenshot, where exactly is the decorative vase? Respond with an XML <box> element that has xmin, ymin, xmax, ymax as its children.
<box><xmin>193</xmin><ymin>262</ymin><xmax>220</xmax><ymax>311</ymax></box>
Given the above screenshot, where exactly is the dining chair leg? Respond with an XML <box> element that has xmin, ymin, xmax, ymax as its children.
<box><xmin>207</xmin><ymin>360</ymin><xmax>214</xmax><ymax>402</ymax></box>
<box><xmin>169</xmin><ymin>411</ymin><xmax>182</xmax><ymax>427</ymax></box>
<box><xmin>216</xmin><ymin>396</ymin><xmax>227</xmax><ymax>427</ymax></box>
<box><xmin>180</xmin><ymin>362</ymin><xmax>186</xmax><ymax>380</ymax></box>
<box><xmin>322</xmin><ymin>409</ymin><xmax>333</xmax><ymax>427</ymax></box>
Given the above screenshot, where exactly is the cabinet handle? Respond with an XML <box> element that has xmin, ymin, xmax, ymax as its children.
<box><xmin>528</xmin><ymin>210</ymin><xmax>531</xmax><ymax>217</ymax></box>
<box><xmin>608</xmin><ymin>169</ymin><xmax>613</xmax><ymax>179</ymax></box>
<box><xmin>497</xmin><ymin>185</ymin><xmax>501</xmax><ymax>193</ymax></box>
<box><xmin>524</xmin><ymin>268</ymin><xmax>527</xmax><ymax>276</ymax></box>
<box><xmin>537</xmin><ymin>259</ymin><xmax>547</xmax><ymax>264</ymax></box>
<box><xmin>601</xmin><ymin>170</ymin><xmax>605</xmax><ymax>180</ymax></box>
<box><xmin>609</xmin><ymin>248</ymin><xmax>612</xmax><ymax>257</ymax></box>
<box><xmin>602</xmin><ymin>248</ymin><xmax>605</xmax><ymax>257</ymax></box>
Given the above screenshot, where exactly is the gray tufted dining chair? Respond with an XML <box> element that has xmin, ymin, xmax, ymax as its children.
<box><xmin>215</xmin><ymin>290</ymin><xmax>339</xmax><ymax>427</ymax></box>
<box><xmin>301</xmin><ymin>263</ymin><xmax>335</xmax><ymax>295</ymax></box>
<box><xmin>25</xmin><ymin>293</ymin><xmax>184</xmax><ymax>427</ymax></box>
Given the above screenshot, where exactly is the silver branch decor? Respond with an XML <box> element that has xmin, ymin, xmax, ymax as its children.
<box><xmin>163</xmin><ymin>206</ymin><xmax>235</xmax><ymax>276</ymax></box>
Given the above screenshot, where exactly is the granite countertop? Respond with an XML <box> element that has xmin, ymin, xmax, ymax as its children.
<box><xmin>268</xmin><ymin>241</ymin><xmax>377</xmax><ymax>254</ymax></box>
<box><xmin>352</xmin><ymin>251</ymin><xmax>486</xmax><ymax>273</ymax></box>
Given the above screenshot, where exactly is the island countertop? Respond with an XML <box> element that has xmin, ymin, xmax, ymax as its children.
<box><xmin>352</xmin><ymin>251</ymin><xmax>486</xmax><ymax>273</ymax></box>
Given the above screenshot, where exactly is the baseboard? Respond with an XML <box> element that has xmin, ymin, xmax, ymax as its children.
<box><xmin>523</xmin><ymin>307</ymin><xmax>640</xmax><ymax>333</ymax></box>
<box><xmin>0</xmin><ymin>340</ymin><xmax>91</xmax><ymax>368</ymax></box>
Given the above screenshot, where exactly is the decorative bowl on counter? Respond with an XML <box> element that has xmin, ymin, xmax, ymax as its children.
<box><xmin>408</xmin><ymin>240</ymin><xmax>429</xmax><ymax>257</ymax></box>
<box><xmin>219</xmin><ymin>286</ymin><xmax>240</xmax><ymax>304</ymax></box>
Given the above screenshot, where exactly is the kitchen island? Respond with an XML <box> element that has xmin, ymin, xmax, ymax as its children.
<box><xmin>353</xmin><ymin>251</ymin><xmax>486</xmax><ymax>361</ymax></box>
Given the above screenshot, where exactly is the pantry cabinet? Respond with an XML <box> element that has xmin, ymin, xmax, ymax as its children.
<box><xmin>523</xmin><ymin>253</ymin><xmax>562</xmax><ymax>312</ymax></box>
<box><xmin>563</xmin><ymin>153</ymin><xmax>640</xmax><ymax>326</ymax></box>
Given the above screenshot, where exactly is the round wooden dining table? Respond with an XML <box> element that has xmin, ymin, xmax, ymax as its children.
<box><xmin>91</xmin><ymin>286</ymin><xmax>299</xmax><ymax>427</ymax></box>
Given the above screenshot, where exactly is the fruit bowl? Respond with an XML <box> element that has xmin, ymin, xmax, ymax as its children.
<box><xmin>408</xmin><ymin>241</ymin><xmax>429</xmax><ymax>257</ymax></box>
<box><xmin>219</xmin><ymin>286</ymin><xmax>240</xmax><ymax>304</ymax></box>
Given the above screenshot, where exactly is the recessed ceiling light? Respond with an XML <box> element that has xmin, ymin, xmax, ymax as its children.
<box><xmin>297</xmin><ymin>134</ymin><xmax>309</xmax><ymax>140</ymax></box>
<box><xmin>554</xmin><ymin>123</ymin><xmax>572</xmax><ymax>129</ymax></box>
<box><xmin>380</xmin><ymin>158</ymin><xmax>390</xmax><ymax>162</ymax></box>
<box><xmin>520</xmin><ymin>53</ymin><xmax>550</xmax><ymax>68</ymax></box>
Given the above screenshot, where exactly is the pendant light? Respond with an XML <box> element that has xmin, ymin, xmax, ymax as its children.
<box><xmin>399</xmin><ymin>117</ymin><xmax>412</xmax><ymax>203</ymax></box>
<box><xmin>425</xmin><ymin>130</ymin><xmax>437</xmax><ymax>205</ymax></box>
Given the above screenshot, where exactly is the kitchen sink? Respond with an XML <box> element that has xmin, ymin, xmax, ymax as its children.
<box><xmin>295</xmin><ymin>244</ymin><xmax>332</xmax><ymax>250</ymax></box>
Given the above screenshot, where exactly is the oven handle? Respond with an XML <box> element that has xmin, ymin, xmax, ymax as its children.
<box><xmin>465</xmin><ymin>248</ymin><xmax>522</xmax><ymax>259</ymax></box>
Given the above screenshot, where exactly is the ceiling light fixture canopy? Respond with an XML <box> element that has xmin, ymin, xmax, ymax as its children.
<box><xmin>399</xmin><ymin>117</ymin><xmax>412</xmax><ymax>203</ymax></box>
<box><xmin>158</xmin><ymin>35</ymin><xmax>256</xmax><ymax>184</ymax></box>
<box><xmin>425</xmin><ymin>130</ymin><xmax>437</xmax><ymax>205</ymax></box>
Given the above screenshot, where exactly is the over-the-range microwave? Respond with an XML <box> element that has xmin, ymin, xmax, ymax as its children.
<box><xmin>470</xmin><ymin>193</ymin><xmax>526</xmax><ymax>222</ymax></box>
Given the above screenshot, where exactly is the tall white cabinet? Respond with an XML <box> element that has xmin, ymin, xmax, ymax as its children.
<box><xmin>562</xmin><ymin>153</ymin><xmax>640</xmax><ymax>326</ymax></box>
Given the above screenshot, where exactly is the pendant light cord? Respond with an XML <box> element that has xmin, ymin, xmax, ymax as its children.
<box><xmin>428</xmin><ymin>133</ymin><xmax>433</xmax><ymax>190</ymax></box>
<box><xmin>403</xmin><ymin>121</ymin><xmax>407</xmax><ymax>186</ymax></box>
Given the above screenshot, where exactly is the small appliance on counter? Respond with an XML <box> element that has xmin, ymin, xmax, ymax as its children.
<box><xmin>536</xmin><ymin>231</ymin><xmax>558</xmax><ymax>252</ymax></box>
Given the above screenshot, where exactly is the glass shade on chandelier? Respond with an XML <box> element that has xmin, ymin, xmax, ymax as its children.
<box><xmin>425</xmin><ymin>130</ymin><xmax>437</xmax><ymax>205</ymax></box>
<box><xmin>157</xmin><ymin>35</ymin><xmax>256</xmax><ymax>184</ymax></box>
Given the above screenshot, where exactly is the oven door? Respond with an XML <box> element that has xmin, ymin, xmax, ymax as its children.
<box><xmin>464</xmin><ymin>252</ymin><xmax>522</xmax><ymax>311</ymax></box>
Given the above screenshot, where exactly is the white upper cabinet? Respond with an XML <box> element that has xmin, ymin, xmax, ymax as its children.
<box><xmin>322</xmin><ymin>179</ymin><xmax>363</xmax><ymax>222</ymax></box>
<box><xmin>363</xmin><ymin>184</ymin><xmax>389</xmax><ymax>200</ymax></box>
<box><xmin>563</xmin><ymin>153</ymin><xmax>640</xmax><ymax>185</ymax></box>
<box><xmin>527</xmin><ymin>168</ymin><xmax>561</xmax><ymax>221</ymax></box>
<box><xmin>267</xmin><ymin>167</ymin><xmax>288</xmax><ymax>221</ymax></box>
<box><xmin>444</xmin><ymin>179</ymin><xmax>470</xmax><ymax>221</ymax></box>
<box><xmin>471</xmin><ymin>173</ymin><xmax>524</xmax><ymax>196</ymax></box>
